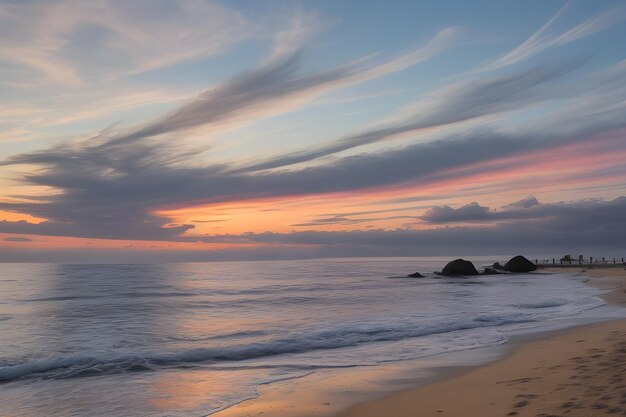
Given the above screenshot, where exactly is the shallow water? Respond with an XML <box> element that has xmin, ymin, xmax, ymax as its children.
<box><xmin>0</xmin><ymin>258</ymin><xmax>619</xmax><ymax>416</ymax></box>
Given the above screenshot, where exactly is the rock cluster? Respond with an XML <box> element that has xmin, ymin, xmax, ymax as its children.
<box><xmin>415</xmin><ymin>255</ymin><xmax>538</xmax><ymax>277</ymax></box>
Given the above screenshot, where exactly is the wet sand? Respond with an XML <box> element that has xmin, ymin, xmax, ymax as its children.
<box><xmin>339</xmin><ymin>267</ymin><xmax>626</xmax><ymax>417</ymax></box>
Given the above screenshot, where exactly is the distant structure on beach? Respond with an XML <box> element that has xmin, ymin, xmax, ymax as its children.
<box><xmin>537</xmin><ymin>254</ymin><xmax>625</xmax><ymax>269</ymax></box>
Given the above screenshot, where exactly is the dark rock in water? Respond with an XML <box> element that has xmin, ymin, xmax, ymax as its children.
<box><xmin>440</xmin><ymin>259</ymin><xmax>479</xmax><ymax>276</ymax></box>
<box><xmin>483</xmin><ymin>267</ymin><xmax>500</xmax><ymax>275</ymax></box>
<box><xmin>407</xmin><ymin>271</ymin><xmax>424</xmax><ymax>278</ymax></box>
<box><xmin>493</xmin><ymin>262</ymin><xmax>504</xmax><ymax>270</ymax></box>
<box><xmin>504</xmin><ymin>255</ymin><xmax>537</xmax><ymax>273</ymax></box>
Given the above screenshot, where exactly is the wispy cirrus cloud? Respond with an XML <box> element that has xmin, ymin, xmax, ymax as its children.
<box><xmin>0</xmin><ymin>0</ymin><xmax>258</xmax><ymax>86</ymax></box>
<box><xmin>238</xmin><ymin>57</ymin><xmax>585</xmax><ymax>172</ymax></box>
<box><xmin>480</xmin><ymin>3</ymin><xmax>626</xmax><ymax>71</ymax></box>
<box><xmin>0</xmin><ymin>89</ymin><xmax>191</xmax><ymax>142</ymax></box>
<box><xmin>93</xmin><ymin>26</ymin><xmax>460</xmax><ymax>151</ymax></box>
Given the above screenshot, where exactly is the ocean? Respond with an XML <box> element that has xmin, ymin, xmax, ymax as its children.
<box><xmin>0</xmin><ymin>258</ymin><xmax>622</xmax><ymax>416</ymax></box>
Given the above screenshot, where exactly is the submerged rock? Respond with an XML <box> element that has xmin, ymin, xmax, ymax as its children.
<box><xmin>504</xmin><ymin>255</ymin><xmax>537</xmax><ymax>273</ymax></box>
<box><xmin>482</xmin><ymin>267</ymin><xmax>500</xmax><ymax>275</ymax></box>
<box><xmin>440</xmin><ymin>259</ymin><xmax>479</xmax><ymax>276</ymax></box>
<box><xmin>407</xmin><ymin>271</ymin><xmax>425</xmax><ymax>278</ymax></box>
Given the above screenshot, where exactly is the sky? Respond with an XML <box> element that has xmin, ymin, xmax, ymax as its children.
<box><xmin>1</xmin><ymin>0</ymin><xmax>626</xmax><ymax>262</ymax></box>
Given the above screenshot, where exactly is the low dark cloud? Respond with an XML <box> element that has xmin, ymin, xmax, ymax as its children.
<box><xmin>504</xmin><ymin>195</ymin><xmax>539</xmax><ymax>209</ymax></box>
<box><xmin>1</xmin><ymin>197</ymin><xmax>625</xmax><ymax>262</ymax></box>
<box><xmin>0</xmin><ymin>128</ymin><xmax>533</xmax><ymax>240</ymax></box>
<box><xmin>2</xmin><ymin>236</ymin><xmax>33</xmax><ymax>242</ymax></box>
<box><xmin>324</xmin><ymin>204</ymin><xmax>434</xmax><ymax>218</ymax></box>
<box><xmin>422</xmin><ymin>202</ymin><xmax>491</xmax><ymax>223</ymax></box>
<box><xmin>422</xmin><ymin>197</ymin><xmax>626</xmax><ymax>226</ymax></box>
<box><xmin>196</xmin><ymin>196</ymin><xmax>626</xmax><ymax>253</ymax></box>
<box><xmin>291</xmin><ymin>215</ymin><xmax>415</xmax><ymax>227</ymax></box>
<box><xmin>0</xmin><ymin>126</ymin><xmax>624</xmax><ymax>242</ymax></box>
<box><xmin>192</xmin><ymin>219</ymin><xmax>228</xmax><ymax>223</ymax></box>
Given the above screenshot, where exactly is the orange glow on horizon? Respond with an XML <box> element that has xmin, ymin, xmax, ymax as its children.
<box><xmin>2</xmin><ymin>132</ymin><xmax>626</xmax><ymax>248</ymax></box>
<box><xmin>157</xmin><ymin>134</ymin><xmax>626</xmax><ymax>237</ymax></box>
<box><xmin>0</xmin><ymin>210</ymin><xmax>47</xmax><ymax>224</ymax></box>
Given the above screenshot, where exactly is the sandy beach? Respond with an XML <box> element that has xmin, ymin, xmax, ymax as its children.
<box><xmin>340</xmin><ymin>267</ymin><xmax>626</xmax><ymax>417</ymax></box>
<box><xmin>210</xmin><ymin>267</ymin><xmax>626</xmax><ymax>417</ymax></box>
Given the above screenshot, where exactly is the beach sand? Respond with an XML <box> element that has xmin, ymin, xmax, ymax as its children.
<box><xmin>339</xmin><ymin>267</ymin><xmax>626</xmax><ymax>417</ymax></box>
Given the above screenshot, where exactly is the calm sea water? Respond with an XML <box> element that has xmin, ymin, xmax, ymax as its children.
<box><xmin>0</xmin><ymin>258</ymin><xmax>619</xmax><ymax>416</ymax></box>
